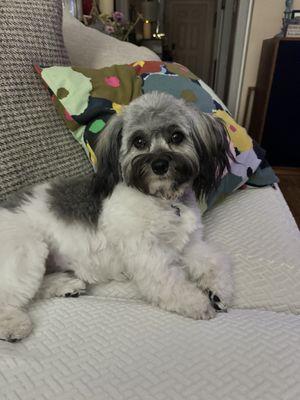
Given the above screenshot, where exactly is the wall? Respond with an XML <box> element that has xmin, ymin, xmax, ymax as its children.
<box><xmin>237</xmin><ymin>0</ymin><xmax>300</xmax><ymax>125</ymax></box>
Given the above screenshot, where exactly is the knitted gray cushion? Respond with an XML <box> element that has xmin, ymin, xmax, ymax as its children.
<box><xmin>0</xmin><ymin>0</ymin><xmax>92</xmax><ymax>201</ymax></box>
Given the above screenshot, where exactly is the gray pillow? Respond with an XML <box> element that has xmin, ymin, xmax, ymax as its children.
<box><xmin>0</xmin><ymin>0</ymin><xmax>92</xmax><ymax>201</ymax></box>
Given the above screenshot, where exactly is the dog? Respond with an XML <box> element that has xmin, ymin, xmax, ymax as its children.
<box><xmin>0</xmin><ymin>92</ymin><xmax>234</xmax><ymax>342</ymax></box>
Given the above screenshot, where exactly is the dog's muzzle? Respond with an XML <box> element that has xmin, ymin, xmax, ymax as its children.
<box><xmin>151</xmin><ymin>157</ymin><xmax>170</xmax><ymax>175</ymax></box>
<box><xmin>127</xmin><ymin>151</ymin><xmax>198</xmax><ymax>196</ymax></box>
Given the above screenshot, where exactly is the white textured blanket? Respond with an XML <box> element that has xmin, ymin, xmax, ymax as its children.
<box><xmin>1</xmin><ymin>298</ymin><xmax>300</xmax><ymax>400</ymax></box>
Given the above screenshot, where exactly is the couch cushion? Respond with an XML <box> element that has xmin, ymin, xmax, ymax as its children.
<box><xmin>0</xmin><ymin>0</ymin><xmax>92</xmax><ymax>201</ymax></box>
<box><xmin>0</xmin><ymin>298</ymin><xmax>299</xmax><ymax>400</ymax></box>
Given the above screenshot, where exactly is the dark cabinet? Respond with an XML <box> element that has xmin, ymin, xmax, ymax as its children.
<box><xmin>249</xmin><ymin>38</ymin><xmax>300</xmax><ymax>167</ymax></box>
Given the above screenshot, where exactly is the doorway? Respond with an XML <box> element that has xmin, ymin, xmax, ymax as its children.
<box><xmin>129</xmin><ymin>0</ymin><xmax>252</xmax><ymax>112</ymax></box>
<box><xmin>164</xmin><ymin>0</ymin><xmax>218</xmax><ymax>85</ymax></box>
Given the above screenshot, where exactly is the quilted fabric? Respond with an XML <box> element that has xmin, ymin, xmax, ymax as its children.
<box><xmin>90</xmin><ymin>186</ymin><xmax>300</xmax><ymax>314</ymax></box>
<box><xmin>204</xmin><ymin>186</ymin><xmax>300</xmax><ymax>314</ymax></box>
<box><xmin>35</xmin><ymin>61</ymin><xmax>278</xmax><ymax>209</ymax></box>
<box><xmin>0</xmin><ymin>298</ymin><xmax>300</xmax><ymax>400</ymax></box>
<box><xmin>0</xmin><ymin>0</ymin><xmax>92</xmax><ymax>202</ymax></box>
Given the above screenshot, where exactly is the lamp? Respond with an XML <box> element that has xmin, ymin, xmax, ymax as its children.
<box><xmin>115</xmin><ymin>0</ymin><xmax>129</xmax><ymax>21</ymax></box>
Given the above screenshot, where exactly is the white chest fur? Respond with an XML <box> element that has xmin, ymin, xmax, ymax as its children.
<box><xmin>100</xmin><ymin>184</ymin><xmax>202</xmax><ymax>256</ymax></box>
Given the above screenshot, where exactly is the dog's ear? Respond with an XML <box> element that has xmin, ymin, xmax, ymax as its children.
<box><xmin>92</xmin><ymin>113</ymin><xmax>123</xmax><ymax>197</ymax></box>
<box><xmin>191</xmin><ymin>112</ymin><xmax>233</xmax><ymax>198</ymax></box>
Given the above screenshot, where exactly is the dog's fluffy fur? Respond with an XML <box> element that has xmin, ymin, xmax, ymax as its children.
<box><xmin>0</xmin><ymin>92</ymin><xmax>233</xmax><ymax>341</ymax></box>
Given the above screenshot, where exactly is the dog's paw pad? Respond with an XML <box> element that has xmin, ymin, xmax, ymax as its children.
<box><xmin>208</xmin><ymin>290</ymin><xmax>228</xmax><ymax>312</ymax></box>
<box><xmin>55</xmin><ymin>278</ymin><xmax>86</xmax><ymax>298</ymax></box>
<box><xmin>64</xmin><ymin>291</ymin><xmax>81</xmax><ymax>298</ymax></box>
<box><xmin>0</xmin><ymin>337</ymin><xmax>21</xmax><ymax>343</ymax></box>
<box><xmin>70</xmin><ymin>292</ymin><xmax>80</xmax><ymax>298</ymax></box>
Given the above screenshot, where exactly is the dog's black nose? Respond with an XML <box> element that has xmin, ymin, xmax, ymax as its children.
<box><xmin>151</xmin><ymin>158</ymin><xmax>169</xmax><ymax>175</ymax></box>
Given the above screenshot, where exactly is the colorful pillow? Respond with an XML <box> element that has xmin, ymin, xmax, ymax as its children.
<box><xmin>35</xmin><ymin>61</ymin><xmax>278</xmax><ymax>210</ymax></box>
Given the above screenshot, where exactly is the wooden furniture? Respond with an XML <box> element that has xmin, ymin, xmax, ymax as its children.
<box><xmin>274</xmin><ymin>167</ymin><xmax>300</xmax><ymax>227</ymax></box>
<box><xmin>140</xmin><ymin>39</ymin><xmax>163</xmax><ymax>58</ymax></box>
<box><xmin>249</xmin><ymin>37</ymin><xmax>300</xmax><ymax>168</ymax></box>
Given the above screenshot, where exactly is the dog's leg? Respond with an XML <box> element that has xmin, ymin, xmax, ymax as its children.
<box><xmin>36</xmin><ymin>272</ymin><xmax>86</xmax><ymax>299</ymax></box>
<box><xmin>128</xmin><ymin>247</ymin><xmax>216</xmax><ymax>320</ymax></box>
<box><xmin>0</xmin><ymin>307</ymin><xmax>33</xmax><ymax>343</ymax></box>
<box><xmin>0</xmin><ymin>230</ymin><xmax>48</xmax><ymax>342</ymax></box>
<box><xmin>182</xmin><ymin>229</ymin><xmax>233</xmax><ymax>311</ymax></box>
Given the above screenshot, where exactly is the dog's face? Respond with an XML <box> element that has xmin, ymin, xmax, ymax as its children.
<box><xmin>120</xmin><ymin>96</ymin><xmax>202</xmax><ymax>200</ymax></box>
<box><xmin>94</xmin><ymin>92</ymin><xmax>232</xmax><ymax>200</ymax></box>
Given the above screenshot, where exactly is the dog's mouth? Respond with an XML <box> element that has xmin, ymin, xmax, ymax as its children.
<box><xmin>149</xmin><ymin>179</ymin><xmax>190</xmax><ymax>201</ymax></box>
<box><xmin>127</xmin><ymin>152</ymin><xmax>197</xmax><ymax>200</ymax></box>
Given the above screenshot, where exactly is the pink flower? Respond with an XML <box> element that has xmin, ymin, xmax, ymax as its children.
<box><xmin>105</xmin><ymin>25</ymin><xmax>115</xmax><ymax>34</ymax></box>
<box><xmin>112</xmin><ymin>11</ymin><xmax>124</xmax><ymax>23</ymax></box>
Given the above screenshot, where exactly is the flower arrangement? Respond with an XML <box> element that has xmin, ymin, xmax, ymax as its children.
<box><xmin>99</xmin><ymin>11</ymin><xmax>131</xmax><ymax>41</ymax></box>
<box><xmin>86</xmin><ymin>1</ymin><xmax>143</xmax><ymax>41</ymax></box>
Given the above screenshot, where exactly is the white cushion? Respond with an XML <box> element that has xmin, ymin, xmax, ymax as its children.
<box><xmin>204</xmin><ymin>186</ymin><xmax>300</xmax><ymax>314</ymax></box>
<box><xmin>0</xmin><ymin>298</ymin><xmax>299</xmax><ymax>399</ymax></box>
<box><xmin>62</xmin><ymin>10</ymin><xmax>160</xmax><ymax>68</ymax></box>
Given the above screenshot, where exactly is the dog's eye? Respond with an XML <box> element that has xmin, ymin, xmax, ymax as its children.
<box><xmin>133</xmin><ymin>136</ymin><xmax>147</xmax><ymax>150</ymax></box>
<box><xmin>171</xmin><ymin>131</ymin><xmax>184</xmax><ymax>144</ymax></box>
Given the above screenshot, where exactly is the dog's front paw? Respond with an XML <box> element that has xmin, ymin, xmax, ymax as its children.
<box><xmin>197</xmin><ymin>258</ymin><xmax>233</xmax><ymax>313</ymax></box>
<box><xmin>0</xmin><ymin>309</ymin><xmax>32</xmax><ymax>342</ymax></box>
<box><xmin>202</xmin><ymin>276</ymin><xmax>233</xmax><ymax>313</ymax></box>
<box><xmin>38</xmin><ymin>273</ymin><xmax>87</xmax><ymax>299</ymax></box>
<box><xmin>162</xmin><ymin>291</ymin><xmax>216</xmax><ymax>320</ymax></box>
<box><xmin>207</xmin><ymin>290</ymin><xmax>228</xmax><ymax>312</ymax></box>
<box><xmin>188</xmin><ymin>299</ymin><xmax>216</xmax><ymax>320</ymax></box>
<box><xmin>58</xmin><ymin>278</ymin><xmax>87</xmax><ymax>298</ymax></box>
<box><xmin>198</xmin><ymin>282</ymin><xmax>232</xmax><ymax>313</ymax></box>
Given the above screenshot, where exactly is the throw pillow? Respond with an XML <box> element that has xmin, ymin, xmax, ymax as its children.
<box><xmin>35</xmin><ymin>60</ymin><xmax>278</xmax><ymax>210</ymax></box>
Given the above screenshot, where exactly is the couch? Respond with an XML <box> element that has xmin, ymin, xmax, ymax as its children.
<box><xmin>0</xmin><ymin>2</ymin><xmax>299</xmax><ymax>399</ymax></box>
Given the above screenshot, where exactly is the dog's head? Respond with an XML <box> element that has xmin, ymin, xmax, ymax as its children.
<box><xmin>93</xmin><ymin>92</ymin><xmax>232</xmax><ymax>200</ymax></box>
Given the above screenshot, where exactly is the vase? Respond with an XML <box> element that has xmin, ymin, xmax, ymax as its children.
<box><xmin>116</xmin><ymin>0</ymin><xmax>129</xmax><ymax>21</ymax></box>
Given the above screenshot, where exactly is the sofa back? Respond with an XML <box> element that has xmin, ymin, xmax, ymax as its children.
<box><xmin>0</xmin><ymin>0</ymin><xmax>92</xmax><ymax>201</ymax></box>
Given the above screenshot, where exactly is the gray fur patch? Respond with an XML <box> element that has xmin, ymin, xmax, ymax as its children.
<box><xmin>1</xmin><ymin>188</ymin><xmax>33</xmax><ymax>211</ymax></box>
<box><xmin>47</xmin><ymin>175</ymin><xmax>102</xmax><ymax>227</ymax></box>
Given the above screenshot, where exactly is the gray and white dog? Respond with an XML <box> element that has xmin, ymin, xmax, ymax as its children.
<box><xmin>0</xmin><ymin>92</ymin><xmax>234</xmax><ymax>342</ymax></box>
